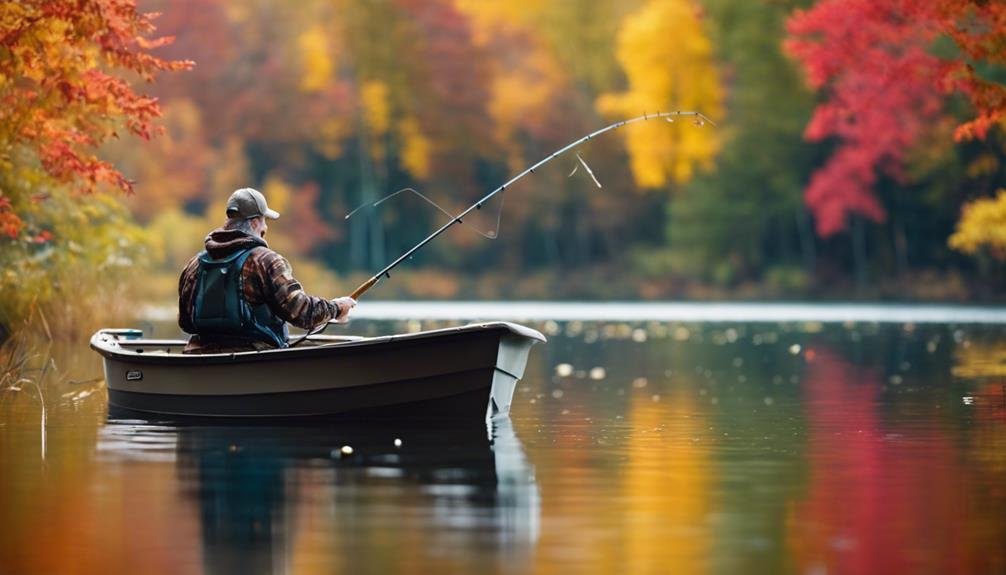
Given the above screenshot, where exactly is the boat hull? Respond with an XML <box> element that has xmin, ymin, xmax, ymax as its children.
<box><xmin>91</xmin><ymin>322</ymin><xmax>544</xmax><ymax>419</ymax></box>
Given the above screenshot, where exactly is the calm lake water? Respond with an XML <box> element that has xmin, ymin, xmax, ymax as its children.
<box><xmin>2</xmin><ymin>304</ymin><xmax>1005</xmax><ymax>574</ymax></box>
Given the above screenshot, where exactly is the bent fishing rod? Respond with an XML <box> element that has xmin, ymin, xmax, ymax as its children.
<box><xmin>351</xmin><ymin>110</ymin><xmax>714</xmax><ymax>299</ymax></box>
<box><xmin>290</xmin><ymin>110</ymin><xmax>714</xmax><ymax>346</ymax></box>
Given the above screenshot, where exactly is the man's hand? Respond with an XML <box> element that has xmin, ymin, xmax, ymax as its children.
<box><xmin>331</xmin><ymin>296</ymin><xmax>357</xmax><ymax>323</ymax></box>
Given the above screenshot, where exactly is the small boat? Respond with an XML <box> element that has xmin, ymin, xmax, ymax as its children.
<box><xmin>90</xmin><ymin>322</ymin><xmax>545</xmax><ymax>419</ymax></box>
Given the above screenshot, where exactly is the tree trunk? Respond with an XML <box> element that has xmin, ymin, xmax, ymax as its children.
<box><xmin>852</xmin><ymin>216</ymin><xmax>869</xmax><ymax>296</ymax></box>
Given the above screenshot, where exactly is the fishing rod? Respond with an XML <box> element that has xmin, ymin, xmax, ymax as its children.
<box><xmin>290</xmin><ymin>110</ymin><xmax>714</xmax><ymax>346</ymax></box>
<box><xmin>350</xmin><ymin>110</ymin><xmax>714</xmax><ymax>300</ymax></box>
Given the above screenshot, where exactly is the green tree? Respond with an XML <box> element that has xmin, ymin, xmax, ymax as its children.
<box><xmin>659</xmin><ymin>0</ymin><xmax>817</xmax><ymax>289</ymax></box>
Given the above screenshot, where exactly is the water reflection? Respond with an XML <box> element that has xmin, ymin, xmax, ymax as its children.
<box><xmin>788</xmin><ymin>346</ymin><xmax>1005</xmax><ymax>575</ymax></box>
<box><xmin>4</xmin><ymin>319</ymin><xmax>1006</xmax><ymax>574</ymax></box>
<box><xmin>98</xmin><ymin>414</ymin><xmax>539</xmax><ymax>574</ymax></box>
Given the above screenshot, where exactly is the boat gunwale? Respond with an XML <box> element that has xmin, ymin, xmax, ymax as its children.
<box><xmin>90</xmin><ymin>321</ymin><xmax>545</xmax><ymax>366</ymax></box>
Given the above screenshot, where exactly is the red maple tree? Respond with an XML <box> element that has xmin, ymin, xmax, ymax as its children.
<box><xmin>0</xmin><ymin>0</ymin><xmax>192</xmax><ymax>237</ymax></box>
<box><xmin>786</xmin><ymin>0</ymin><xmax>1005</xmax><ymax>236</ymax></box>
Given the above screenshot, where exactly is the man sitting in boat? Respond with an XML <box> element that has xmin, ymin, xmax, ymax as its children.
<box><xmin>178</xmin><ymin>187</ymin><xmax>356</xmax><ymax>353</ymax></box>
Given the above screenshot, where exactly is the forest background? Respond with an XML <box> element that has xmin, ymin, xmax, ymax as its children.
<box><xmin>1</xmin><ymin>0</ymin><xmax>1005</xmax><ymax>338</ymax></box>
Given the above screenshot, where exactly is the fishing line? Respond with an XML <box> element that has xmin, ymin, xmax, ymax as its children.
<box><xmin>346</xmin><ymin>186</ymin><xmax>506</xmax><ymax>240</ymax></box>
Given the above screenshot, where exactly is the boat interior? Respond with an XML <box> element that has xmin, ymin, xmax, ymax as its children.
<box><xmin>96</xmin><ymin>328</ymin><xmax>366</xmax><ymax>355</ymax></box>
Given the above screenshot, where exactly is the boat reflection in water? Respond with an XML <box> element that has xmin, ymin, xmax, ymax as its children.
<box><xmin>100</xmin><ymin>411</ymin><xmax>539</xmax><ymax>573</ymax></box>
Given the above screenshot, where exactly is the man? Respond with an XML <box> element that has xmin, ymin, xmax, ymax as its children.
<box><xmin>178</xmin><ymin>187</ymin><xmax>356</xmax><ymax>353</ymax></box>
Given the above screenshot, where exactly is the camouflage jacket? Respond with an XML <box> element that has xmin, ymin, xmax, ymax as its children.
<box><xmin>178</xmin><ymin>228</ymin><xmax>339</xmax><ymax>353</ymax></box>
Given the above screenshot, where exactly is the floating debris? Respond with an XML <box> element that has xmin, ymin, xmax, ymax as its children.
<box><xmin>763</xmin><ymin>396</ymin><xmax>775</xmax><ymax>406</ymax></box>
<box><xmin>631</xmin><ymin>328</ymin><xmax>647</xmax><ymax>343</ymax></box>
<box><xmin>789</xmin><ymin>344</ymin><xmax>802</xmax><ymax>355</ymax></box>
<box><xmin>339</xmin><ymin>445</ymin><xmax>354</xmax><ymax>457</ymax></box>
<box><xmin>394</xmin><ymin>438</ymin><xmax>402</xmax><ymax>448</ymax></box>
<box><xmin>551</xmin><ymin>389</ymin><xmax>565</xmax><ymax>399</ymax></box>
<box><xmin>555</xmin><ymin>363</ymin><xmax>574</xmax><ymax>377</ymax></box>
<box><xmin>889</xmin><ymin>375</ymin><xmax>903</xmax><ymax>385</ymax></box>
<box><xmin>589</xmin><ymin>367</ymin><xmax>607</xmax><ymax>380</ymax></box>
<box><xmin>632</xmin><ymin>377</ymin><xmax>648</xmax><ymax>389</ymax></box>
<box><xmin>962</xmin><ymin>396</ymin><xmax>974</xmax><ymax>405</ymax></box>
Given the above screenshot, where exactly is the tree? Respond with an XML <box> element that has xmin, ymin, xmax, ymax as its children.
<box><xmin>596</xmin><ymin>0</ymin><xmax>723</xmax><ymax>188</ymax></box>
<box><xmin>949</xmin><ymin>188</ymin><xmax>1006</xmax><ymax>260</ymax></box>
<box><xmin>0</xmin><ymin>0</ymin><xmax>191</xmax><ymax>238</ymax></box>
<box><xmin>785</xmin><ymin>0</ymin><xmax>1006</xmax><ymax>237</ymax></box>
<box><xmin>664</xmin><ymin>0</ymin><xmax>817</xmax><ymax>287</ymax></box>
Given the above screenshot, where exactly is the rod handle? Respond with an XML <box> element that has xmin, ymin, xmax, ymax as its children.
<box><xmin>350</xmin><ymin>276</ymin><xmax>380</xmax><ymax>300</ymax></box>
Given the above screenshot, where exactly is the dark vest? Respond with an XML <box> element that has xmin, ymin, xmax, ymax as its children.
<box><xmin>191</xmin><ymin>247</ymin><xmax>288</xmax><ymax>348</ymax></box>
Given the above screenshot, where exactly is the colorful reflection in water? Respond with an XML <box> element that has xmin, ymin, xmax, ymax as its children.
<box><xmin>1</xmin><ymin>319</ymin><xmax>1004</xmax><ymax>574</ymax></box>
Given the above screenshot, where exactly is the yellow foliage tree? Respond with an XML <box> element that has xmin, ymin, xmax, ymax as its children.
<box><xmin>360</xmin><ymin>80</ymin><xmax>390</xmax><ymax>165</ymax></box>
<box><xmin>398</xmin><ymin>117</ymin><xmax>432</xmax><ymax>180</ymax></box>
<box><xmin>949</xmin><ymin>189</ymin><xmax>1006</xmax><ymax>260</ymax></box>
<box><xmin>298</xmin><ymin>24</ymin><xmax>336</xmax><ymax>93</ymax></box>
<box><xmin>596</xmin><ymin>0</ymin><xmax>722</xmax><ymax>188</ymax></box>
<box><xmin>454</xmin><ymin>0</ymin><xmax>570</xmax><ymax>172</ymax></box>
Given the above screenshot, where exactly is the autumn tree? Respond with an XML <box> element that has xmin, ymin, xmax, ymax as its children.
<box><xmin>0</xmin><ymin>0</ymin><xmax>191</xmax><ymax>237</ymax></box>
<box><xmin>786</xmin><ymin>0</ymin><xmax>1006</xmax><ymax>237</ymax></box>
<box><xmin>0</xmin><ymin>0</ymin><xmax>191</xmax><ymax>331</ymax></box>
<box><xmin>596</xmin><ymin>0</ymin><xmax>723</xmax><ymax>188</ymax></box>
<box><xmin>949</xmin><ymin>189</ymin><xmax>1006</xmax><ymax>260</ymax></box>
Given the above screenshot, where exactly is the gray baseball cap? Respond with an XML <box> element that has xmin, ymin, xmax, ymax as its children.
<box><xmin>226</xmin><ymin>187</ymin><xmax>280</xmax><ymax>220</ymax></box>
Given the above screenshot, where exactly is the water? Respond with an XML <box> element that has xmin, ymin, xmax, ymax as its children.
<box><xmin>2</xmin><ymin>305</ymin><xmax>1005</xmax><ymax>574</ymax></box>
